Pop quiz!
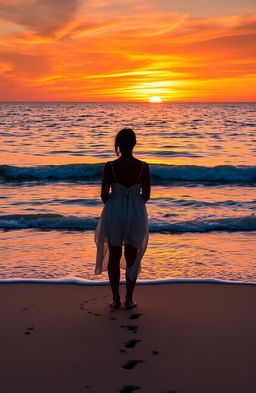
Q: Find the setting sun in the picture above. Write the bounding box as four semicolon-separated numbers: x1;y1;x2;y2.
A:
149;97;162;103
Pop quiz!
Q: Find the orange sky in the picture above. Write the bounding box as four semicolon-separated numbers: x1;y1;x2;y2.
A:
0;0;255;102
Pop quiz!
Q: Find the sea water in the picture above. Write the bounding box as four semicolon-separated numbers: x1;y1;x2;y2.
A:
0;102;255;283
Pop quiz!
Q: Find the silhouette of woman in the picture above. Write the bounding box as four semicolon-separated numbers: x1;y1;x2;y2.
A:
95;128;151;309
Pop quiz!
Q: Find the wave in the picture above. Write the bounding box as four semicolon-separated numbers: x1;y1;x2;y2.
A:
1;163;256;184
0;214;97;230
151;164;256;183
1;213;255;233
0;277;255;285
0;163;102;181
150;215;256;233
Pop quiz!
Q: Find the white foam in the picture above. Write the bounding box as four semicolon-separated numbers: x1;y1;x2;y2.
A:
0;277;255;285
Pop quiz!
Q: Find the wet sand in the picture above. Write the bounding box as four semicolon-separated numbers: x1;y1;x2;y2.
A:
0;282;256;393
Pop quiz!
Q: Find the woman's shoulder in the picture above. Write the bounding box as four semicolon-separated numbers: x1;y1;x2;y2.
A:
106;157;149;169
137;159;149;169
102;161;113;176
133;159;150;178
132;157;149;167
104;160;116;169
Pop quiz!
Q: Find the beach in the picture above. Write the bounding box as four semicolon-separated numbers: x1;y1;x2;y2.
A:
1;282;255;393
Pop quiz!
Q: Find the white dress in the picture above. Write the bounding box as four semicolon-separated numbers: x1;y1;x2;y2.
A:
95;162;149;280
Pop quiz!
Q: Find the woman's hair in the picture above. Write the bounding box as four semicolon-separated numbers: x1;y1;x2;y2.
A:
115;128;136;156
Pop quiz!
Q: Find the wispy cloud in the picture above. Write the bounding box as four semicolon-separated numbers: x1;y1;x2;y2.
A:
0;0;83;35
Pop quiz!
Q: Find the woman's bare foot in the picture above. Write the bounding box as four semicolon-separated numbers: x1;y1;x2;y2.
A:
109;299;122;309
124;300;137;309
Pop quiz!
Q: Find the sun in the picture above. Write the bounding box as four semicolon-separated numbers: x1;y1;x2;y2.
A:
149;96;162;103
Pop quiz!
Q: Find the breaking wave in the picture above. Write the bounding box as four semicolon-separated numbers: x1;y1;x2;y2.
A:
1;213;255;233
0;163;256;184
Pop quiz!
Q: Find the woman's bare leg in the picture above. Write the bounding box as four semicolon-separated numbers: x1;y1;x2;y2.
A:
108;244;122;303
124;244;138;303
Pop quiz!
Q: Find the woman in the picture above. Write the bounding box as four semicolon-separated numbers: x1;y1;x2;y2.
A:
95;128;151;309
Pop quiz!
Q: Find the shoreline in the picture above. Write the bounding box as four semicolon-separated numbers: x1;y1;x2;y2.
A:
0;277;256;285
1;282;256;393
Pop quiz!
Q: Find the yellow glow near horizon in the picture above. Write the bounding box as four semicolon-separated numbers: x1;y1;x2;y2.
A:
149;96;162;103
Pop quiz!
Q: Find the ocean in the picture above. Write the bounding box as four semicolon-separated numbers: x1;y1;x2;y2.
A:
0;102;255;283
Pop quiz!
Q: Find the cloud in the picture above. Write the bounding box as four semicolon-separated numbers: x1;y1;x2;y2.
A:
0;51;49;77
0;0;83;35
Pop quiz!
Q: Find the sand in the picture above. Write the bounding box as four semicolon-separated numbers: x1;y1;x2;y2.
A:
0;282;256;393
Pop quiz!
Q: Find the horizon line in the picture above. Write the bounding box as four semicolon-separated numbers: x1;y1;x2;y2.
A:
0;100;255;104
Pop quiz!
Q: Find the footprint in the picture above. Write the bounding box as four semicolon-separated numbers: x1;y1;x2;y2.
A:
25;326;34;335
22;304;35;311
125;339;141;349
120;385;141;393
120;325;138;333
129;313;143;320
79;302;88;311
121;360;144;370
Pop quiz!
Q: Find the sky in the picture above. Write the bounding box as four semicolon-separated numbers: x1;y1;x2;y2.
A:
0;0;255;102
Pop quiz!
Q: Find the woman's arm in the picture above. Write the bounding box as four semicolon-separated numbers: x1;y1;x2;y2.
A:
101;162;112;204
141;163;151;203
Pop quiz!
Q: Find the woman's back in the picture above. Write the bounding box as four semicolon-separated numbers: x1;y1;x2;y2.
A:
101;156;150;203
111;156;144;187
